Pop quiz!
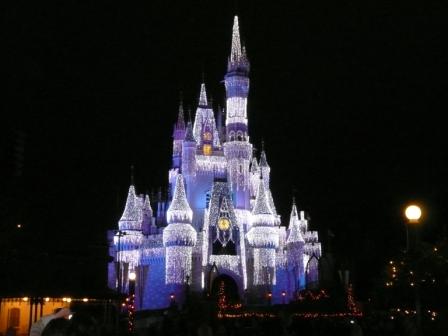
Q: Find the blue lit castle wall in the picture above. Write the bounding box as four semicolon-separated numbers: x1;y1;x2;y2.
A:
107;16;322;309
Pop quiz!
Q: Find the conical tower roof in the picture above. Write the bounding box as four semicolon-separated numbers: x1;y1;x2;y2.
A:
252;177;273;216
287;202;305;244
143;194;153;215
230;16;242;64
259;149;269;168
198;83;208;107
175;101;185;130
167;174;193;223
227;16;249;72
118;183;143;230
250;156;259;173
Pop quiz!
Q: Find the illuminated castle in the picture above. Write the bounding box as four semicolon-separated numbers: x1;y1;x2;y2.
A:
108;16;321;310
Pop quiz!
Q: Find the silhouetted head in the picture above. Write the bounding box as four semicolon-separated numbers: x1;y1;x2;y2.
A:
67;312;99;336
41;318;70;336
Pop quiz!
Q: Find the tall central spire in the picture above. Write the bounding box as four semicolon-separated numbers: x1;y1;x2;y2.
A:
230;16;242;63
227;16;249;73
199;83;208;107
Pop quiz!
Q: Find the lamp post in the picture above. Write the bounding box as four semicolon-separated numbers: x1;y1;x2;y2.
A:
128;271;136;334
405;205;422;252
404;204;422;335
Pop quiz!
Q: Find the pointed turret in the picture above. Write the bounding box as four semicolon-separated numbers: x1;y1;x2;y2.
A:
175;101;186;131
250;156;259;173
227;16;249;73
249;156;260;199
287;201;305;244
193;83;221;148
259;149;269;168
198;83;208;107
230;16;242;63
142;194;153;235
184;121;195;142
247;176;279;286
119;184;138;222
259;147;271;189
119;166;139;224
172;101;186;168
299;210;308;233
163;174;197;285
143;194;153;216
252;176;273;216
182;121;197;190
166;174;193;224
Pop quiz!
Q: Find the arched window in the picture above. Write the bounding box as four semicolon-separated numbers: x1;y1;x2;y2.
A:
229;131;235;142
203;132;212;141
237;131;243;141
305;255;319;289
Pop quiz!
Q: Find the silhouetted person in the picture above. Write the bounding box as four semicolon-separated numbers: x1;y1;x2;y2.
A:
41;318;70;336
29;308;71;336
67;312;99;336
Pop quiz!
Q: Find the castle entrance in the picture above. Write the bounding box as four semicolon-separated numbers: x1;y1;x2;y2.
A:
211;274;239;303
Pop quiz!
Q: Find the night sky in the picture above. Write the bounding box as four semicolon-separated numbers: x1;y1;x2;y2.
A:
2;1;446;298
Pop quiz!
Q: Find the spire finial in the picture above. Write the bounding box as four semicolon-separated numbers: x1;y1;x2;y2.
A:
130;165;135;186
199;83;208;107
175;92;185;130
230;16;242;63
201;69;205;84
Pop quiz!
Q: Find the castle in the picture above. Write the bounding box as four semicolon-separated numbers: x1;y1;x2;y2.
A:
108;16;321;310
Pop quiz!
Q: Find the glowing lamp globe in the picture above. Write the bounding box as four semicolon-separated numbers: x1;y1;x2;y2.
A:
405;205;422;223
129;272;136;281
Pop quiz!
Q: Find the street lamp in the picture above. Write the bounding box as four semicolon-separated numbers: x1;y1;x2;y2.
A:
404;204;422;252
404;204;422;335
405;205;422;224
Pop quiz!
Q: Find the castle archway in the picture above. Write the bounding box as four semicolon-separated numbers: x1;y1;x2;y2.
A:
211;274;239;302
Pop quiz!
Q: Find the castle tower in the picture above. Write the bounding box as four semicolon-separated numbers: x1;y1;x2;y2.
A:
224;16;252;209
193;84;221;150
181;121;197;199
286;201;305;292
118;180;142;231
246;176;279;289
172;101;186;169
163;174;197;289
249;156;260;203
141;194;153;235
302;214;322;288
259;148;271;190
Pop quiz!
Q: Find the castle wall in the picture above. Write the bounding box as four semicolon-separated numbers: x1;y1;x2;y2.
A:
142;258;169;310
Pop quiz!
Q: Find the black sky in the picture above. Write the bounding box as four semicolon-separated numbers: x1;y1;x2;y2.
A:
2;1;447;297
